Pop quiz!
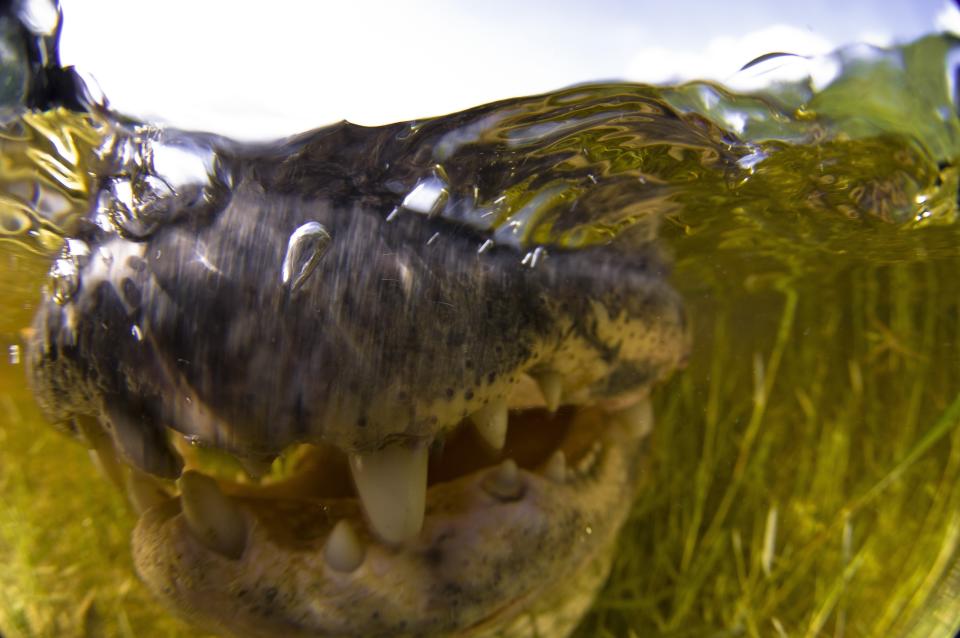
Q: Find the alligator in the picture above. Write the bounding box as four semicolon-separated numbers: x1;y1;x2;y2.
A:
24;110;692;636
10;3;713;636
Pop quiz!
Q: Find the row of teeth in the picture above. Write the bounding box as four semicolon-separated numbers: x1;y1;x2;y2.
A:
96;375;649;559
340;369;571;544
167;451;572;571
467;370;564;451
148;398;650;569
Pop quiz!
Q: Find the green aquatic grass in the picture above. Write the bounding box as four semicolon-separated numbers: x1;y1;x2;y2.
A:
575;255;960;637
0;367;215;638
0;254;213;638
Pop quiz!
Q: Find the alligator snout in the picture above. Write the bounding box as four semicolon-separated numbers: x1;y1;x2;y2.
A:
26;104;695;636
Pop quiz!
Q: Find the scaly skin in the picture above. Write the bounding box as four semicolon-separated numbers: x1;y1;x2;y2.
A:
26;114;690;636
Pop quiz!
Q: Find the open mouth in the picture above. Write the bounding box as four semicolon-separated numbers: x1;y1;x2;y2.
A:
23;112;690;635
112;377;654;637
27;209;688;636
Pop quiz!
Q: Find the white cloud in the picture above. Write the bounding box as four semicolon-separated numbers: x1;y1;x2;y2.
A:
56;2;941;139
935;0;960;35
625;25;835;87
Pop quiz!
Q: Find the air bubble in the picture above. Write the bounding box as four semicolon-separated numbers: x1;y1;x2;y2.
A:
0;210;30;235
281;221;332;294
100;174;175;239
48;238;91;304
49;257;79;304
520;246;547;268
401;171;449;217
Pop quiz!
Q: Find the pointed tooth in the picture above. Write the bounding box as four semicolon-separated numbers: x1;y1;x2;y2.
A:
494;458;518;484
76;416;126;490
126;468;170;513
613;399;653;438
544;450;567;483
324;520;365;572
533;371;563;412
470;398;508;450
178;470;246;559
102;402;183;479
484;458;524;500
349;443;428;544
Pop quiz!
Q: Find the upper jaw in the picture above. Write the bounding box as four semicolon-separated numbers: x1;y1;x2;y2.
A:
26;182;688;463
26;200;689;545
24;167;688;635
132;401;653;638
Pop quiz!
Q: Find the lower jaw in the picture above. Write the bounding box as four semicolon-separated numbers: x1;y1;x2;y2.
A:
131;402;653;638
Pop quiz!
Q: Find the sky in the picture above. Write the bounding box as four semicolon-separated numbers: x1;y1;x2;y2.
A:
57;0;955;139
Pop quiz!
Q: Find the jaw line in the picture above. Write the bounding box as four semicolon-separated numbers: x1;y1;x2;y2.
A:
131;401;653;638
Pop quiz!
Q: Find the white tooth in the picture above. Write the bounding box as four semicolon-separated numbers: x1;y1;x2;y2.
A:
544;450;567;483
324;520;365;573
349;443;428;544
614;399;653;438
126;469;170;513
178;470;246;559
533;371;563;412
495;458;518;483
76;416;125;490
484;458;524;500
470;398;508;450
102;404;182;479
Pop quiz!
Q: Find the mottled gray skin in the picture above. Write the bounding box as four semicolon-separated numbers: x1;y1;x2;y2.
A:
27;120;688;474
26;115;690;637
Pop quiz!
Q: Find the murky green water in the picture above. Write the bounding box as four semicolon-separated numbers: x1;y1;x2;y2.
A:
2;5;960;636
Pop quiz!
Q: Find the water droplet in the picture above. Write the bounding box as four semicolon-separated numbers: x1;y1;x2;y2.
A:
0;210;30;235
98;171;177;239
281;221;332;294
477;239;495;254
401;174;449;216
521;246;547;268
132;174;174;219
47;239;90;305
99;178;139;237
49;257;79;304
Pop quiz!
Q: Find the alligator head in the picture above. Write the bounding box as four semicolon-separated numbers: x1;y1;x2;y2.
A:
23;87;715;636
